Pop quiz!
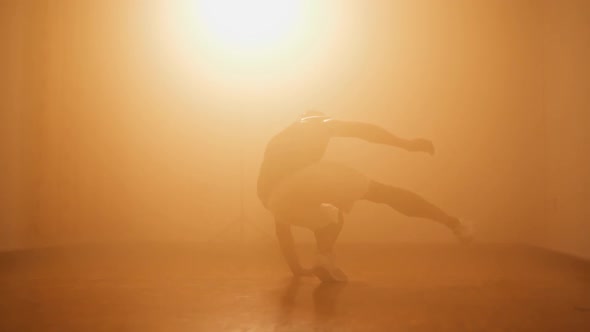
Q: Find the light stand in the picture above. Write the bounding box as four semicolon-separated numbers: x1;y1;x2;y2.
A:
208;114;273;243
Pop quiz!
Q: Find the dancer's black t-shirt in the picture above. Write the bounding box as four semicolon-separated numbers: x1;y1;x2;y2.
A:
257;116;333;206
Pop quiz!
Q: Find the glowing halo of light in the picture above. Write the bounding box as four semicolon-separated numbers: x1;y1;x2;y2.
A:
196;0;303;52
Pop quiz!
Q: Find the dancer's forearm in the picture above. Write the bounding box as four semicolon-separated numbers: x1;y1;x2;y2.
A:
328;120;434;154
329;120;412;150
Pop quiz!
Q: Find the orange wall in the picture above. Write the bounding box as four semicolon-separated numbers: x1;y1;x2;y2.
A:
27;0;547;245
3;1;587;252
0;2;44;250
0;2;25;250
542;0;590;258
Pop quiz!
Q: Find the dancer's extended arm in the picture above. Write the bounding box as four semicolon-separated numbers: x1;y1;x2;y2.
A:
326;119;435;154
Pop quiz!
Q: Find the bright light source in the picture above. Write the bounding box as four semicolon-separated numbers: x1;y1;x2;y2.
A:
154;0;363;99
197;0;303;52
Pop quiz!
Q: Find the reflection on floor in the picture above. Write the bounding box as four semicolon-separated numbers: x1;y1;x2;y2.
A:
1;243;589;331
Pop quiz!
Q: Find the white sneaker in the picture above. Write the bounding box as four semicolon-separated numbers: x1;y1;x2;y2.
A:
313;254;348;283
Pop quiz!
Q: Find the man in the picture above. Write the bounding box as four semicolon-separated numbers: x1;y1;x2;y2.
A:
257;111;471;282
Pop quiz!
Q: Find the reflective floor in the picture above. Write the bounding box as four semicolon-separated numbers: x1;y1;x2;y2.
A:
1;243;590;331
